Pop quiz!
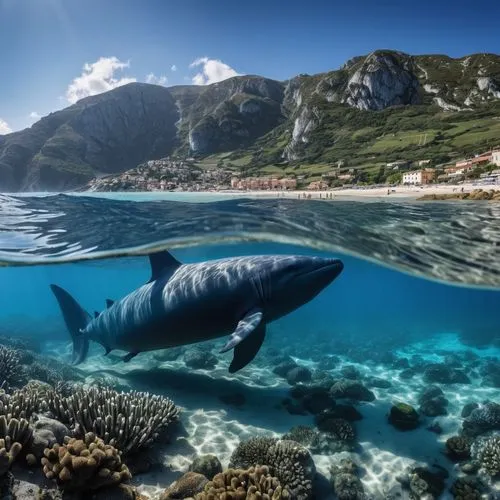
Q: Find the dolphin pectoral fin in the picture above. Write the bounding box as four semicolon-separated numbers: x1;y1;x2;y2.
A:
220;309;263;353
122;351;140;362
229;323;266;373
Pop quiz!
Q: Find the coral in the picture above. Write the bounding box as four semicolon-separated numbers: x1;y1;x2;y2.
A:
229;438;315;499
194;466;290;500
160;472;209;499
0;415;33;476
45;386;180;455
418;386;448;417
283;426;320;450
0;386;42;419
423;364;470;384
315;416;356;441
472;434;500;477
23;361;63;386
329;379;375;402
462;402;500;437
445;436;471;461
189;454;223;479
41;432;131;491
450;477;483;499
330;460;365;500
0;346;23;391
30;415;71;459
388;403;420;431
409;467;446;499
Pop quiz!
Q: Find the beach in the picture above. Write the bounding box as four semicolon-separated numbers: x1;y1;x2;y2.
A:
219;182;500;201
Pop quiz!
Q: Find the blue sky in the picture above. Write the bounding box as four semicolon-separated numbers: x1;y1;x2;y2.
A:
1;0;499;132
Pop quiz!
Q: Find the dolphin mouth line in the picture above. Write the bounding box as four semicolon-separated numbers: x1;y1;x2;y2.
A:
299;259;344;278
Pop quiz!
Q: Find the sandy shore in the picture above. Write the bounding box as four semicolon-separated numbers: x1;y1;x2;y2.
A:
219;182;499;201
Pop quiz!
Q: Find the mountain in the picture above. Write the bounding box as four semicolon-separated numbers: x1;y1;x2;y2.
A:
1;50;499;192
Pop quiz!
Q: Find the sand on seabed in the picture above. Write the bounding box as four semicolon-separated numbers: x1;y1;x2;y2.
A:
216;182;499;201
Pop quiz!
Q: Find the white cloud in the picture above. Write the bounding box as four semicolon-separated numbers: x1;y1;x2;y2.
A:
145;73;168;86
0;119;12;135
171;64;177;72
29;111;42;120
65;56;136;104
189;57;240;85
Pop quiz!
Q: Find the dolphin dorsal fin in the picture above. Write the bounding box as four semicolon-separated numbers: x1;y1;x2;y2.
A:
106;299;114;308
147;250;181;283
94;311;99;318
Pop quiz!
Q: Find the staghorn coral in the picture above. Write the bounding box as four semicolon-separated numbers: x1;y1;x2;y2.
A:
0;414;33;476
472;434;500;477
45;386;180;455
0;346;23;391
195;466;290;499
229;438;315;499
0;386;42;420
41;432;131;491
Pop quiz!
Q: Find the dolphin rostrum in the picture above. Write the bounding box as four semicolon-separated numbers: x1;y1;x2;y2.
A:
50;250;344;372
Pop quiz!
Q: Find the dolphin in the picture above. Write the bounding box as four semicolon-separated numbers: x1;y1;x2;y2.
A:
50;250;344;373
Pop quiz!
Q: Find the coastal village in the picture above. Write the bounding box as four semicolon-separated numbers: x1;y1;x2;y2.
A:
87;148;500;193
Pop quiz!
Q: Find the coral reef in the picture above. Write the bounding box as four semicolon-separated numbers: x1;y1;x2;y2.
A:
472;434;500;477
45;386;180;455
229;437;315;499
0;415;33;476
0;386;42;420
423;364;470;384
329;379;375;402
418;386;448;417
193;466;289;499
0;346;23;391
160;472;209;499
445;436;471;461
41;432;131;491
189;454;223;479
450;477;483;499
329;459;365;500
408;466;447;499
388;403;420;430
462;402;500;437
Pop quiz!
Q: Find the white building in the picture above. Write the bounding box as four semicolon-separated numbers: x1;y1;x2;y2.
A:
402;169;435;185
492;150;500;167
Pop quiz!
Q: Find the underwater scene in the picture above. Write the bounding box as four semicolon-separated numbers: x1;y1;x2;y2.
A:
0;193;499;500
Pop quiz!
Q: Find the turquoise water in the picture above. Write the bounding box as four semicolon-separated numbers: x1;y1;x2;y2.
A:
0;192;499;499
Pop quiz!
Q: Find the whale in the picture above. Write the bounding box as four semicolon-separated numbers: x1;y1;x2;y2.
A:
50;250;344;373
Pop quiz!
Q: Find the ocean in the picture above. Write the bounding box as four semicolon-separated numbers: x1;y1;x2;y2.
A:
0;192;499;499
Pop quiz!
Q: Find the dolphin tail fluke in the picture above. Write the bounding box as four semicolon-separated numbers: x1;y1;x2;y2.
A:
50;284;91;365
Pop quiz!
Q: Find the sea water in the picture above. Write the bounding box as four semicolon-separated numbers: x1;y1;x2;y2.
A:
0;192;499;499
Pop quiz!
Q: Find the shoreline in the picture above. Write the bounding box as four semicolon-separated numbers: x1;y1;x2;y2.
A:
9;182;499;201
215;182;499;201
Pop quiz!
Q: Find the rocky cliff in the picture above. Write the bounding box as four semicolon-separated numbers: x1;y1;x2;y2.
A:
1;50;499;191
